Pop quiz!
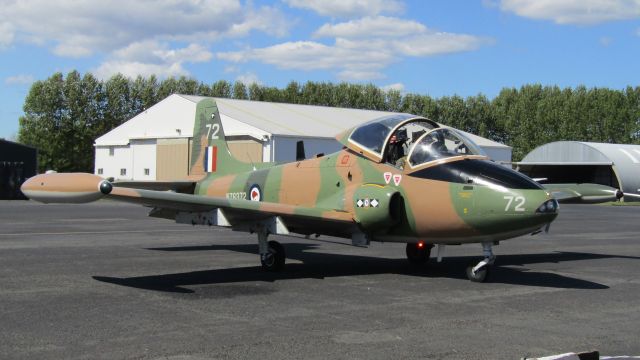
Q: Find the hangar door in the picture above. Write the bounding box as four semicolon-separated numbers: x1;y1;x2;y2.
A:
157;138;189;180
226;136;263;164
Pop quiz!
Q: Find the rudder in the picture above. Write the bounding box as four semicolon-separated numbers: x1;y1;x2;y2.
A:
189;99;255;177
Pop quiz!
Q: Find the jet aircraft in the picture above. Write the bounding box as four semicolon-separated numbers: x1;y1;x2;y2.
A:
21;99;559;282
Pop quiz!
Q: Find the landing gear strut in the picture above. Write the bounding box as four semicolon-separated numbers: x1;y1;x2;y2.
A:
465;242;495;282
406;242;433;264
257;230;285;272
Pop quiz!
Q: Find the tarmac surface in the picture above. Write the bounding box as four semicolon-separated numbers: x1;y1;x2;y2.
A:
0;200;639;359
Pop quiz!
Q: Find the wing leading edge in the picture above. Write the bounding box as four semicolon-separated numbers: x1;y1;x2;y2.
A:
20;172;355;238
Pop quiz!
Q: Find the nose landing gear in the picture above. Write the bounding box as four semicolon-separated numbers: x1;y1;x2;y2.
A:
466;242;495;282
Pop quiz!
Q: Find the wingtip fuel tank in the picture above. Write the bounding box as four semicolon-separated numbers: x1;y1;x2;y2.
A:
21;173;111;204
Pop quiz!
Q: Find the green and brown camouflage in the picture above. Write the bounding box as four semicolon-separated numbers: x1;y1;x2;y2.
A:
21;98;559;281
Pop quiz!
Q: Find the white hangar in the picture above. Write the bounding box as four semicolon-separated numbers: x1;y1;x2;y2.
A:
94;94;511;181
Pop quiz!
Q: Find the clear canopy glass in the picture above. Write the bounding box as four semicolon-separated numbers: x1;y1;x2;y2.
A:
407;128;485;167
348;114;436;156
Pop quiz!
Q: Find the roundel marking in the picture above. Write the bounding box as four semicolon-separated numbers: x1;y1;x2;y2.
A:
249;184;262;202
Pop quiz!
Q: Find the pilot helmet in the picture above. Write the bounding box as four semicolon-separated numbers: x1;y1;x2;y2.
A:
390;129;408;144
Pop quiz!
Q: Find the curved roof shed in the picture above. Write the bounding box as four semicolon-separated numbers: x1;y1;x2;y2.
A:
517;141;640;201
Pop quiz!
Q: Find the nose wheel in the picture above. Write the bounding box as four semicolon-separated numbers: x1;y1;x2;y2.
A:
466;242;495;282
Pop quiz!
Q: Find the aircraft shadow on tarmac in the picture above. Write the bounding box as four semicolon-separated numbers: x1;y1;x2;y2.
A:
90;242;640;294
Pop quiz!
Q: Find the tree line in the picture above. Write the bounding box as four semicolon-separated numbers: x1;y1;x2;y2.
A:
18;71;640;172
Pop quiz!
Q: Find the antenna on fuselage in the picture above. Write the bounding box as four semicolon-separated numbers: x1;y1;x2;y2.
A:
296;140;306;161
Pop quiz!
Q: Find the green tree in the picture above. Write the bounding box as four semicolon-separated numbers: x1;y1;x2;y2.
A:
232;81;248;99
211;80;232;98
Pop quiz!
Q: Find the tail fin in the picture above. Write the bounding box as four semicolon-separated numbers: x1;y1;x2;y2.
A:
189;99;255;177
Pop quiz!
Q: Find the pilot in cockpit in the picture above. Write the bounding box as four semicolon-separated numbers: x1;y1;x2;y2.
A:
387;128;409;168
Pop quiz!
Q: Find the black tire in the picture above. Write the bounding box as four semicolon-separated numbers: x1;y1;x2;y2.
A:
405;243;432;264
261;240;286;272
466;262;490;283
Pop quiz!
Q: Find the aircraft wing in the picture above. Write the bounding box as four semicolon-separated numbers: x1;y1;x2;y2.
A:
546;189;582;202
113;186;355;237
109;186;352;222
542;183;622;204
111;180;197;193
21;173;355;236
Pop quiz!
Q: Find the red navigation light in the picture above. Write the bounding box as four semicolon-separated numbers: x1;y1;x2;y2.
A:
417;241;424;249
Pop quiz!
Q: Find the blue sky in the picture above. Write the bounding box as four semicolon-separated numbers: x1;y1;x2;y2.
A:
1;0;640;139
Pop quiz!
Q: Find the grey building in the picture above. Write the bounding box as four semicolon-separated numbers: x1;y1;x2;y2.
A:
517;141;640;201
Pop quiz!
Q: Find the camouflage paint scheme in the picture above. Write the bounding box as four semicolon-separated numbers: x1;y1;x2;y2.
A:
22;98;558;247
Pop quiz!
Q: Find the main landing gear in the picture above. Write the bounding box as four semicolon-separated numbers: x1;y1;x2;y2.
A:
257;230;285;272
465;242;495;283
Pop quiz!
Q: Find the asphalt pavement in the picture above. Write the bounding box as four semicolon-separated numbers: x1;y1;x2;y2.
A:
0;200;639;359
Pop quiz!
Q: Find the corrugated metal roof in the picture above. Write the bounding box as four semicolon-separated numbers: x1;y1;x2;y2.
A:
519;141;640;164
96;94;197;146
96;94;510;149
518;141;640;199
182;95;509;148
180;95;400;137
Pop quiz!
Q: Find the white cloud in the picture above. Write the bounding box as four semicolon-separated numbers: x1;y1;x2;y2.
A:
218;40;393;80
224;65;239;73
500;0;640;25
314;16;425;38
381;83;405;92
5;74;34;85
0;22;14;49
284;0;403;18
94;61;188;79
94;41;212;79
218;16;491;81
0;0;291;56
236;72;261;85
337;70;386;81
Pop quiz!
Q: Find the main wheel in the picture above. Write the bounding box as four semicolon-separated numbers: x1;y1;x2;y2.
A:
465;263;490;283
406;243;432;264
261;240;286;272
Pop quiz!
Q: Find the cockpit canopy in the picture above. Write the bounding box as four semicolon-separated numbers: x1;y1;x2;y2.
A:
407;128;485;168
347;114;436;156
335;114;486;169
